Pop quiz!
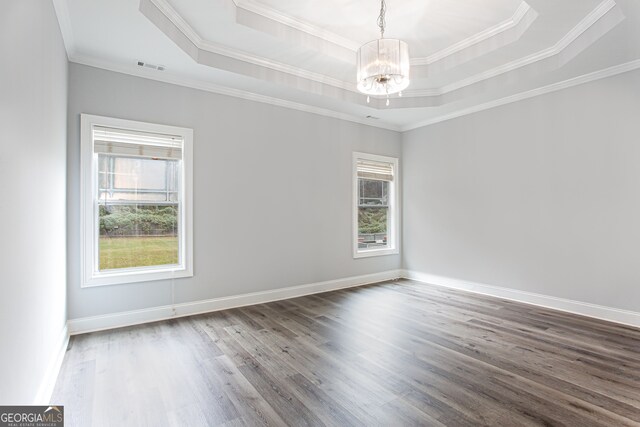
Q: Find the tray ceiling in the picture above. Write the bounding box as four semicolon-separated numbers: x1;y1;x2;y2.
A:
53;0;640;130
229;0;522;54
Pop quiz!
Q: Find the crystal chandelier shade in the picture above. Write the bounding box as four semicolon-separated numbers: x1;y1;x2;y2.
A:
357;38;410;95
356;0;410;97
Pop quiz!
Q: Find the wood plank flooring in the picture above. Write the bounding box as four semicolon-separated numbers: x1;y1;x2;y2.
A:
52;279;640;426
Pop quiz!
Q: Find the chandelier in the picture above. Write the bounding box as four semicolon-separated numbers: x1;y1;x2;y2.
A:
356;0;410;106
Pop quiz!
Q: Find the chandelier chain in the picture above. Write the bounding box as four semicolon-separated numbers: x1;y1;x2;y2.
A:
377;0;386;38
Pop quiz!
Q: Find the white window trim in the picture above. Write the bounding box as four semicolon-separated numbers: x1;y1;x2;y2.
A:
352;152;400;259
80;114;194;287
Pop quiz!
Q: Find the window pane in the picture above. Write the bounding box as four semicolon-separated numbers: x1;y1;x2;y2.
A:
97;153;181;271
114;157;167;190
98;204;179;270
98;155;180;202
359;179;388;206
358;206;389;250
358;177;390;249
354;155;397;257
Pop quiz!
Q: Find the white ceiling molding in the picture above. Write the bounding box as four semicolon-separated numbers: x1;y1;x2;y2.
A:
51;0;76;58
401;59;640;132
141;0;355;92
234;6;355;64
52;0;637;130
68;53;401;132
403;0;623;98
410;2;538;79
555;0;619;52
141;0;623;109
234;0;360;51
412;2;535;66
233;0;535;68
67;54;640;134
140;0;384;108
234;0;541;76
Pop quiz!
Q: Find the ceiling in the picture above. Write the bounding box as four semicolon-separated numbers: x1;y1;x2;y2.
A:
53;0;640;131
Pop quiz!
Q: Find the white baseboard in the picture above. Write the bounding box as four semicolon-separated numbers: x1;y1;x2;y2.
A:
67;270;402;335
67;268;640;336
402;270;640;329
34;324;69;405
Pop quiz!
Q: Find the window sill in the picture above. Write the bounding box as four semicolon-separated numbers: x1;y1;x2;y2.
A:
82;266;193;288
353;248;400;259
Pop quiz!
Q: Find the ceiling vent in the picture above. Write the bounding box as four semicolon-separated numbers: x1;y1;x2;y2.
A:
137;61;165;71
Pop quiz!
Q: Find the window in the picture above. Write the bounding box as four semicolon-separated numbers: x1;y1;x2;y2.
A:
353;152;399;258
81;115;193;286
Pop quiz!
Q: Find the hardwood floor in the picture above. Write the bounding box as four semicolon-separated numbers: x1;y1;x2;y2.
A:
52;279;640;426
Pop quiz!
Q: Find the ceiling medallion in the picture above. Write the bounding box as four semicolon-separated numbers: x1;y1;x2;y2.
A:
356;0;410;106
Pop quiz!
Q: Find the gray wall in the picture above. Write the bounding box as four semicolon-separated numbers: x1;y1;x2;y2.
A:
67;64;402;319
403;69;640;312
0;1;68;403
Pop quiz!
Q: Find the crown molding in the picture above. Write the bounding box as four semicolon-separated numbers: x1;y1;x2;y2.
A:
146;0;354;92
68;54;401;132
149;0;539;91
412;1;535;66
234;0;535;68
55;0;632;128
401;58;640;131
233;0;361;52
51;0;539;87
51;0;76;58
403;0;621;98
68;53;640;135
558;0;617;52
143;0;621;105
